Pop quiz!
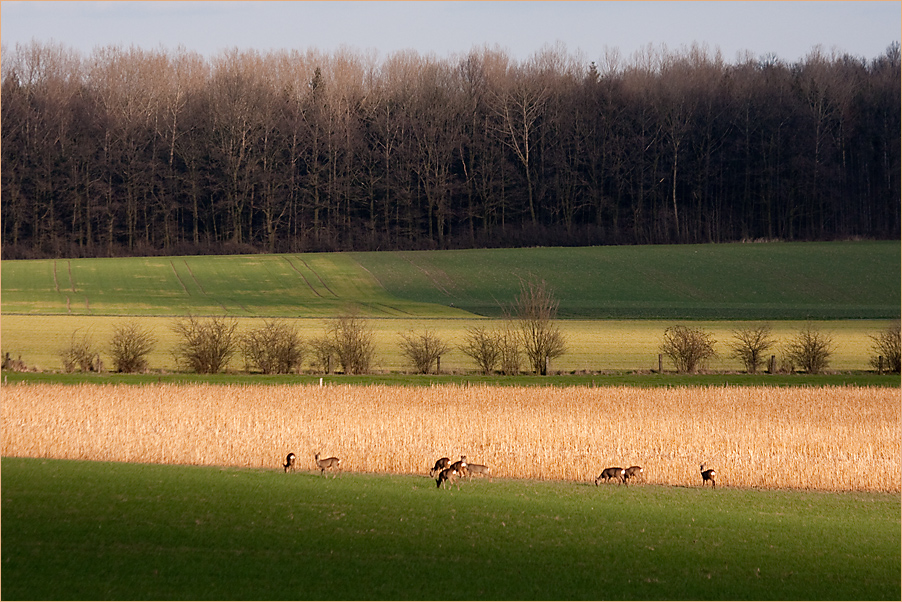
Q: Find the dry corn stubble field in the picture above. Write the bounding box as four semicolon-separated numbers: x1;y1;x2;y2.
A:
2;383;898;493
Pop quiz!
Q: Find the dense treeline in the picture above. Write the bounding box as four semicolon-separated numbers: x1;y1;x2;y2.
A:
2;41;899;258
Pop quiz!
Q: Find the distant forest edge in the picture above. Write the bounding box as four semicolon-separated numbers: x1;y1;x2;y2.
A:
2;41;899;259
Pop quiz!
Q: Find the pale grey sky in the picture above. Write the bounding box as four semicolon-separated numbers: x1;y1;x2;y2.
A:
1;1;899;64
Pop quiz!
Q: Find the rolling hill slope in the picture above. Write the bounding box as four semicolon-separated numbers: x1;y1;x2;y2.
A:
1;241;898;320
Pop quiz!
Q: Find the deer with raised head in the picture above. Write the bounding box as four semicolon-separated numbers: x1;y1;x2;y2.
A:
283;452;297;473
436;467;460;489
623;465;643;483
700;464;716;488
314;452;341;477
430;457;451;477
595;467;625;485
450;455;468;478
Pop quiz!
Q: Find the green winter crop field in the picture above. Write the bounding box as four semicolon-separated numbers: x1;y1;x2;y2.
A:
2;241;899;319
2;457;898;600
2;241;898;375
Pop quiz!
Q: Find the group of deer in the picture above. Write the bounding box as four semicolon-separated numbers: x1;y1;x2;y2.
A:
283;452;342;477
430;455;490;488
594;464;716;488
594;465;644;485
284;451;716;490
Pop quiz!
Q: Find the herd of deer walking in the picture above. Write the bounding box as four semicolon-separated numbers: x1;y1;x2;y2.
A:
283;452;718;490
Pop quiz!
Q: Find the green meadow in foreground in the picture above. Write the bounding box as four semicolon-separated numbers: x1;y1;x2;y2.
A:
2;458;899;600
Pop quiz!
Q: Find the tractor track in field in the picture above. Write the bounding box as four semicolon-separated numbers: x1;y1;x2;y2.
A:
299;258;337;297
283;257;324;298
169;260;189;294
397;252;454;297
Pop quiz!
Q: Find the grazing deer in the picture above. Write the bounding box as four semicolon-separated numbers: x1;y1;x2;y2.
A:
595;467;625;485
430;457;451;477
314;452;341;477
465;463;490;479
450;455;468;478
623;465;643;483
700;464;716;488
436;467;460;489
283;452;297;473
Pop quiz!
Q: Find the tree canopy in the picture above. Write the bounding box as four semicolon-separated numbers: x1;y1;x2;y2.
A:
2;41;899;258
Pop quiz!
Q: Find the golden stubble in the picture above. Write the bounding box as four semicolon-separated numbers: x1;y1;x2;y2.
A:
2;384;898;492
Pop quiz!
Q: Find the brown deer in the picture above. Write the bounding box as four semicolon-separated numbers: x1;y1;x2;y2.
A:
623;465;643;483
283;452;297;473
314;452;341;477
465;463;490;479
430;457;451;477
450;455;468;478
436;467;460;489
595;467;625;485
700;464;716;488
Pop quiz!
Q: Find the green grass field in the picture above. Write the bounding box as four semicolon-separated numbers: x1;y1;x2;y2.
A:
3;241;899;319
2;241;898;376
2;457;898;600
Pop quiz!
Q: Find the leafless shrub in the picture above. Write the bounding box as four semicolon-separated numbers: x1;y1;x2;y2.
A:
399;329;450;374
513;278;566;375
109;320;157;373
59;329;103;373
241;319;305;374
326;312;375;375
661;325;716;373
869;321;900;373
784;322;834;374
308;334;336;374
498;320;522;375
729;323;776;374
459;325;501;375
171;315;238;374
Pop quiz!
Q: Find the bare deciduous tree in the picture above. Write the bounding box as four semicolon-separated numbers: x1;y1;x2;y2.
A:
784;322;834;374
459;325;501;375
109;320;156;373
729;323;776;374
171;315;238;374
59;329;102;373
399;328;449;374
241;319;305;374
326;312;375;375
661;325;716;373
513;278;566;375
869;321;900;373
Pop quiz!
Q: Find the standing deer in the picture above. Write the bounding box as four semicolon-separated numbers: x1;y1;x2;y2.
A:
595;467;625;485
436;467;460;489
450;455;468;478
314;452;341;477
700;464;716;488
465;463;490;479
283;452;297;473
623;465;643;483
430;457;451;477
